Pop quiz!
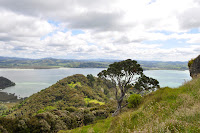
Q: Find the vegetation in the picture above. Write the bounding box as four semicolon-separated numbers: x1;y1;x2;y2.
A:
127;94;142;108
0;56;188;70
98;59;159;116
0;74;116;132
188;58;195;68
61;75;200;133
0;58;196;133
134;74;160;93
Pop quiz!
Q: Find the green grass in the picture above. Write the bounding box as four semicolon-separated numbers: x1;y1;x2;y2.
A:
68;82;82;88
84;98;105;105
59;117;113;133
36;106;57;114
60;76;200;133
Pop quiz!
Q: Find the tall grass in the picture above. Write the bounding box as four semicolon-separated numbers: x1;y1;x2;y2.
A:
60;76;200;133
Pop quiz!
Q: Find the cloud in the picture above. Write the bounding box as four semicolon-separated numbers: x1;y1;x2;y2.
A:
0;0;199;61
178;7;200;29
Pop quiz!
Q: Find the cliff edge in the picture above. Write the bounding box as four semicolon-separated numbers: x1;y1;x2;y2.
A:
188;55;200;78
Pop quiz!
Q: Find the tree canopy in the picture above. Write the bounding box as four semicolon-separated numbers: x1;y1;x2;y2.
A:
98;59;159;116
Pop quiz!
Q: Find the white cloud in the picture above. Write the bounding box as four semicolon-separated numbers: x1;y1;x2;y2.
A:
0;0;199;61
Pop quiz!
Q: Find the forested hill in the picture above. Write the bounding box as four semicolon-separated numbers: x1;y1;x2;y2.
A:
0;56;188;70
0;74;116;132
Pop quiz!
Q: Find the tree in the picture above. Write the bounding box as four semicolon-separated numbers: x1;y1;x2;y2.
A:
133;74;160;94
87;74;95;87
98;59;159;116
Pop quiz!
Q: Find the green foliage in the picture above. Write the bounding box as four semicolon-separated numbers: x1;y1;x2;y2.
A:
98;59;144;114
188;58;195;68
98;59;159;115
87;74;95;87
63;76;200;133
127;94;142;108
134;74;160;93
68;82;81;88
0;74;115;132
37;106;56;114
84;98;105;106
65;107;77;112
0;104;8;115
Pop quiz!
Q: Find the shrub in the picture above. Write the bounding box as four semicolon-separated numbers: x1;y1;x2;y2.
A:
127;94;142;108
65;107;77;112
83;113;95;125
188;58;195;68
0;104;8;114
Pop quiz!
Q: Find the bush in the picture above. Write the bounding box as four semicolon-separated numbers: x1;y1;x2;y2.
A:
0;104;8;114
65;107;77;112
83;113;95;125
188;58;195;68
127;94;142;108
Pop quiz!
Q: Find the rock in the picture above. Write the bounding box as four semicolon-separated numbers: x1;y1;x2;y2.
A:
189;55;200;78
0;77;15;89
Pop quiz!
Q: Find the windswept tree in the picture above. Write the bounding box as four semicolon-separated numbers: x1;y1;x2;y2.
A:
134;74;160;94
98;59;159;116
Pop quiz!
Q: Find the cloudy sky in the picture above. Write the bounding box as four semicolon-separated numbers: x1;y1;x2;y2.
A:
0;0;200;61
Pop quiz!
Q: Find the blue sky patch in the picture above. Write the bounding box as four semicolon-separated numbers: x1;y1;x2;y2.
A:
71;30;85;36
48;20;60;27
188;28;199;34
143;38;190;49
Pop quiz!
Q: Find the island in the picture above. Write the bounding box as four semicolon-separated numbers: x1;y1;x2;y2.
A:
0;76;15;89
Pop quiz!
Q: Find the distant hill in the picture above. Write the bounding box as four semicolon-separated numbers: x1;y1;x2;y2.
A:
0;56;188;70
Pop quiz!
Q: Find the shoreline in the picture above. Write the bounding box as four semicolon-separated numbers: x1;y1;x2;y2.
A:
0;92;26;103
0;67;188;71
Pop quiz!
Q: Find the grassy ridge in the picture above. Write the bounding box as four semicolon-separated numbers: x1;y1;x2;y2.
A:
61;76;200;133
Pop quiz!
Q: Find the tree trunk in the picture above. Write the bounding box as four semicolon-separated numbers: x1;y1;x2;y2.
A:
112;99;123;116
112;86;126;116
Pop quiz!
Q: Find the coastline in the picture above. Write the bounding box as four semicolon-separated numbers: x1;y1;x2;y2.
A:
0;92;26;103
0;67;188;71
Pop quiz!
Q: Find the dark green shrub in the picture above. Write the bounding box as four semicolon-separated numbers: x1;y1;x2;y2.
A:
87;74;95;87
127;94;142;108
83;113;95;125
94;110;109;119
65;107;77;112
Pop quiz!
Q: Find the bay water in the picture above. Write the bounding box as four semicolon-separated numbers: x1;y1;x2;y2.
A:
0;68;191;98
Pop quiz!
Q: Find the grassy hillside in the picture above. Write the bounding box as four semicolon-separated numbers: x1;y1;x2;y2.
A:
0;74;116;132
60;76;200;133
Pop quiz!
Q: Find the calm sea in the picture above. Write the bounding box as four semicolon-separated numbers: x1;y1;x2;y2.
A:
0;68;191;98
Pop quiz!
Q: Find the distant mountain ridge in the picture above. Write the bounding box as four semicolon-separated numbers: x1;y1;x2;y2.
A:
0;56;188;70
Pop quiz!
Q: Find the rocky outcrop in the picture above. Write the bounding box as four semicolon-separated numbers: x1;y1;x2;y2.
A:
189;55;200;78
0;77;15;89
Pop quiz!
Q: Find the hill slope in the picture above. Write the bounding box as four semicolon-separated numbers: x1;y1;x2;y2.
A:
0;74;116;132
61;76;200;133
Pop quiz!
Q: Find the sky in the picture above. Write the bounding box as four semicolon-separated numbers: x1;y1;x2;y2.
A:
0;0;200;61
